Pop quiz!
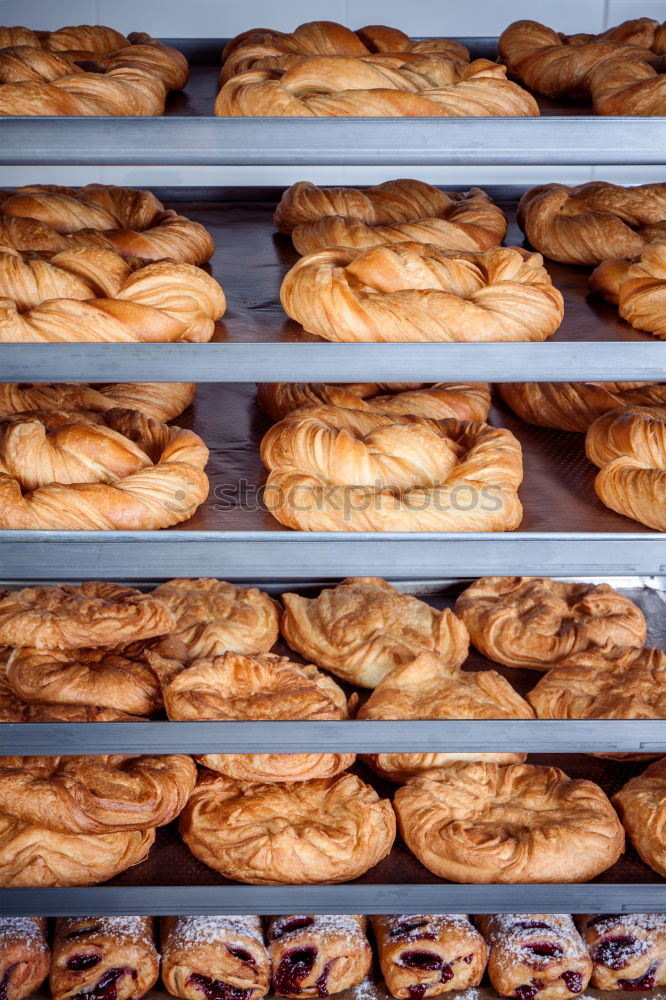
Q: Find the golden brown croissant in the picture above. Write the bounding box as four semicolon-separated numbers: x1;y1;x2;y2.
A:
216;56;539;117
0;246;225;343
614;758;666;878
497;381;666;431
0;407;209;530
498;18;662;99
578;913;666;990
0;581;174;649
590;56;666;115
358;650;534;780
280;244;563;343
261;405;523;532
0;382;195;422
275;181;507;255
268;915;371;998
591;242;666;339
50;917;159;1000
586;405;666;530
0;184;213;264
456;576;646;670
257;382;491;423
0;917;50;1000
516;182;666;265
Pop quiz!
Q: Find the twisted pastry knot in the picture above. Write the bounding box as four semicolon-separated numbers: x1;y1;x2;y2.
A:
280;243;563;343
221;20;470;83
0;381;195;422
0;25;187;115
0;753;197;833
260;405;523;532
517;181;666;266
497;381;666;432
589;56;666;115
0;246;225;342
215;56;539;117
498;17;665;99
586;405;666;531
257;381;491;422
589;243;666;337
0;184;214;264
275;180;507;255
0;407;209;530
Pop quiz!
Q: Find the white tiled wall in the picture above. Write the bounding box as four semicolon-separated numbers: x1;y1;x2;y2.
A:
0;0;663;188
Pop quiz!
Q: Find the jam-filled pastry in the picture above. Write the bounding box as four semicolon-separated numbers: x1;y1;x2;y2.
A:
577;913;666;991
476;914;591;1000
268;915;371;998
50;917;159;1000
613;759;666;877
372;914;486;998
161;916;270;1000
0;917;50;1000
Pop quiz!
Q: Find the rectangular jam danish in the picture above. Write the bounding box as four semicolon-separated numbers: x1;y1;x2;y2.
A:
49;917;159;1000
371;914;487;998
475;914;592;1000
0;917;50;1000
160;916;270;1000
577;913;666;990
267;915;372;998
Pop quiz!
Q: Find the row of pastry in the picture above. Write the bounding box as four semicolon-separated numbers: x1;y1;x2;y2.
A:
5;913;666;1000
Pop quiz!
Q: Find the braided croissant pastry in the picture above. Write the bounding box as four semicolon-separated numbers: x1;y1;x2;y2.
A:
0;381;195;422
0;407;209;530
216;55;539;117
358;650;534;780
498;18;665;99
0;25;188;116
578;913;666;990
275;180;507;255
257;382;491;423
586;405;666;530
516;181;666;265
0;245;225;342
280;244;563;343
161;916;270;1000
497;381;666;432
590;56;666;115
0;184;213;264
0;917;50;1000
268;915;371;998
455;576;646;670
590;242;666;339
614;758;666;878
50;916;159;1000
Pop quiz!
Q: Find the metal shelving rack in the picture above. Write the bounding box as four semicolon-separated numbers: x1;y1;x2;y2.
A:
1;31;666;916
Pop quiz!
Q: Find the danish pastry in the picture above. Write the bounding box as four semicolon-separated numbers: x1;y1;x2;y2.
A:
0;582;174;649
476;914;591;1000
0;407;209;530
394;761;625;883
257;382;491;423
0;245;225;343
275;181;507;255
516;182;666;265
372;915;487;998
151;579;279;658
0;669;26;722
268;915;371;998
0;382;196;422
0;917;50;1000
577;913;666;990
586;405;666;530
25;704;148;723
358;650;534;780
0;184;213;264
281;577;470;688
613;758;666;877
455;576;646;670
179;770;396;884
0;754;197;834
590;243;666;339
280;244;563;343
50;917;159;1000
497;381;666;432
262;406;523;533
161;916;270;1000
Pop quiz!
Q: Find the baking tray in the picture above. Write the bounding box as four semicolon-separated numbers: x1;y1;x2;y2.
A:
2;186;666;383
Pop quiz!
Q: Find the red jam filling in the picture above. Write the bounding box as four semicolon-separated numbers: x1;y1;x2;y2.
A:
525;942;564;967
314;960;335;998
400;952;443;973
594;936;639;970
71;967;135;1000
407;987;427;999
586;915;619;928
389;920;430;938
463;955;474;964
273;947;317;995
0;964;16;1000
65;926;101;940
67;955;101;972
226;948;255;966
515;922;553;932
562;971;584;994
618;965;657;992
514;979;544;1000
187;974;253;1000
272;919;315;941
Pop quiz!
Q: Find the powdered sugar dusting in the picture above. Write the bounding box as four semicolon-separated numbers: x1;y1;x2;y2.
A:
0;917;46;948
270;915;367;949
58;917;151;943
481;914;587;967
168;916;265;951
347;977;377;1000
378;915;472;941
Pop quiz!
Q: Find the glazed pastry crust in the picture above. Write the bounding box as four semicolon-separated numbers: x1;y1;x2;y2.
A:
394;761;625;883
50;917;158;1000
498;381;666;432
590;57;666;116
268;915;371;998
0;917;50;1000
180;770;396;885
595;244;666;340
0;754;197;834
0;382;196;422
577;913;666;990
281;577;470;688
372;915;487;998
613;758;666;877
358;650;533;779
161;916;270;1000
455;576;646;670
